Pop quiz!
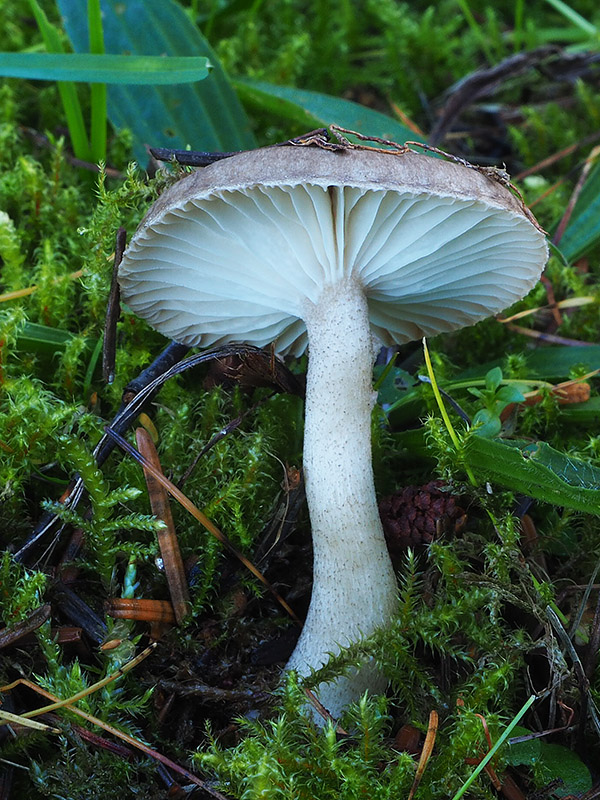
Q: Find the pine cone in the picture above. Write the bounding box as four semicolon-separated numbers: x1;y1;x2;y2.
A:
379;481;466;556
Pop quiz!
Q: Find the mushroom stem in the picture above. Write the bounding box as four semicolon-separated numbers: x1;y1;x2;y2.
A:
286;279;398;718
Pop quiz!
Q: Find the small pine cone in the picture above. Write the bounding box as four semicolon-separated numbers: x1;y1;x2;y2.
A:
379;481;466;556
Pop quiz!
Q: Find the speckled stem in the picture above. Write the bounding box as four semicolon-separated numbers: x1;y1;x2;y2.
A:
286;279;398;719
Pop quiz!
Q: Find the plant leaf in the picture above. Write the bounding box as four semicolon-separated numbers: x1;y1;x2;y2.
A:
496;385;526;404
57;0;256;161
560;396;600;423
464;435;600;514
503;726;541;766
485;366;503;392
14;322;79;356
556;161;600;262
472;409;502;438
537;743;593;798
234;79;424;143
28;0;90;160
0;52;211;84
88;0;107;162
456;344;600;381
543;0;597;36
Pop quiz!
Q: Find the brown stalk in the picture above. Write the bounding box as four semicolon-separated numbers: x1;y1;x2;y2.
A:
0;604;51;649
389;100;425;136
498;773;527;800
105;598;176;625
504;323;597;347
407;709;438;800
499;295;594;323
53;627;83;644
0;645;158;724
136;427;191;624
540;275;563;328
0;708;60;734
72;724;135;759
303;688;348;734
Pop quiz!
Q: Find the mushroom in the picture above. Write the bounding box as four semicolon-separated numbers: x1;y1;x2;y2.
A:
118;145;548;718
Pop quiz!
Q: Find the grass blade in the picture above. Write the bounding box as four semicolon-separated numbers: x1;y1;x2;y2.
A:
88;0;107;162
0;53;211;84
543;0;597;36
451;695;537;800
27;0;90;160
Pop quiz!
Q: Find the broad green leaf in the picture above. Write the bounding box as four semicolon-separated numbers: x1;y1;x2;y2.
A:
535;25;592;42
235;79;424;144
496;385;526;405
538;743;592;798
560;395;600;423
465;435;600;514
375;365;416;406
456;345;600;381
0;52;210;84
503;726;541;766
57;0;256;162
472;409;502;438
390;428;436;463
386;388;423;427
14;322;76;355
556;161;600;261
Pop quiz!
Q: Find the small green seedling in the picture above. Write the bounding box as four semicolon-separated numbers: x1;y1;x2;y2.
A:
468;366;526;437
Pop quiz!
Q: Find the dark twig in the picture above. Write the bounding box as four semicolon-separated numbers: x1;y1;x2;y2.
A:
19;127;123;178
584;590;600;682
52;582;107;644
581;588;600;751
429;46;559;145
148;146;240;167
505;323;598;347
546;606;600;738
0;604;51;649
515;130;600;181
121;342;190;405
148;128;346;167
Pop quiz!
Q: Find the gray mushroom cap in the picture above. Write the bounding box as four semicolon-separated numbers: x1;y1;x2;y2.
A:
118;146;548;354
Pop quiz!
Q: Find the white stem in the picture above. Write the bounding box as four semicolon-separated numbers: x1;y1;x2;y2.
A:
286;279;398;718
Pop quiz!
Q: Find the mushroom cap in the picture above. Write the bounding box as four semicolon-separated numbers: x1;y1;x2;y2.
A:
118;147;548;355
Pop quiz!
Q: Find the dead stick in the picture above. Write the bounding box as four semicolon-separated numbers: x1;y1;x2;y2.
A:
105;598;177;625
136;427;191;624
